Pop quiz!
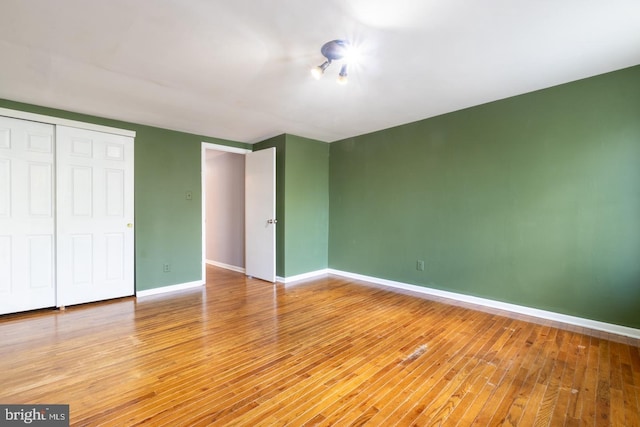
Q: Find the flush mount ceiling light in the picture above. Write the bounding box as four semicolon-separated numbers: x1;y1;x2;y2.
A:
311;39;351;85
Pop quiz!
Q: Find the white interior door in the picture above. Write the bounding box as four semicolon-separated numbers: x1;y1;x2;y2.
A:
0;116;56;314
56;126;134;306
245;147;276;282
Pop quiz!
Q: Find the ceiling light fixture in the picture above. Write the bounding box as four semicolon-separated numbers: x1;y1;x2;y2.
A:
311;39;351;84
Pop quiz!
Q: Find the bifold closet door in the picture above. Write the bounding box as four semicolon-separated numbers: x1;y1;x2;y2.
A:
56;126;134;307
0;116;56;315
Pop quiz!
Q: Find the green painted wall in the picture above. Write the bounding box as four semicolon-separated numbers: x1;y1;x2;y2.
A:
254;134;329;277
329;65;640;328
4;64;638;329
0;98;250;291
284;135;329;277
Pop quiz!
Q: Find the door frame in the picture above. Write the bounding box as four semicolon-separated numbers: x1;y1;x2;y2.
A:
200;142;251;282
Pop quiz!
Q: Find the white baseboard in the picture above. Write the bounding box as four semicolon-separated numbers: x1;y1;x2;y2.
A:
327;269;640;340
278;269;329;284
136;280;204;297
206;260;245;274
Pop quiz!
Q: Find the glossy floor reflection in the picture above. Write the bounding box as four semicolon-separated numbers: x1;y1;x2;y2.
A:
1;265;639;426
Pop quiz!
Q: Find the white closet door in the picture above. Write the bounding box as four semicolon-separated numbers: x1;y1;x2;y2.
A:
56;126;134;306
0;116;56;314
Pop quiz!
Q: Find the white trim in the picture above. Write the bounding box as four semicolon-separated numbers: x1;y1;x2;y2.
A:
327;269;640;340
202;142;252;155
206;259;245;274
278;269;329;284
201;142;252;283
136;280;204;297
0;107;136;137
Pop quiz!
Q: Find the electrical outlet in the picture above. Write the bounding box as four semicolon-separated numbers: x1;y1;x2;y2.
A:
163;263;171;273
416;260;425;271
185;191;192;200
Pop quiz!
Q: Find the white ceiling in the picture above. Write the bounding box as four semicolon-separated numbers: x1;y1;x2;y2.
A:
1;1;639;143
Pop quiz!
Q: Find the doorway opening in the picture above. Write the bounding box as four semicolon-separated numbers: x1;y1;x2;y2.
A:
201;143;251;282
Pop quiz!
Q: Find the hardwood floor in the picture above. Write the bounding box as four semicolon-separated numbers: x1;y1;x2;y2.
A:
1;266;639;426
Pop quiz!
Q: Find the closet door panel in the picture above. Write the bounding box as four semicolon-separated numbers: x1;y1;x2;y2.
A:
0;116;55;315
56;126;134;306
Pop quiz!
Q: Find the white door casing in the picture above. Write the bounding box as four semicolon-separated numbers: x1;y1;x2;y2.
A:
200;142;251;281
0;116;56;314
245;147;276;282
56;126;134;306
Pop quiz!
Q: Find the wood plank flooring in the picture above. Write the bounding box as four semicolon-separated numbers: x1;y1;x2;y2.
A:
1;266;639;426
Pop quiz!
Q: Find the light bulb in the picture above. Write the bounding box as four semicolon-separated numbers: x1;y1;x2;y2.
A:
337;64;348;84
311;66;323;80
311;61;330;80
